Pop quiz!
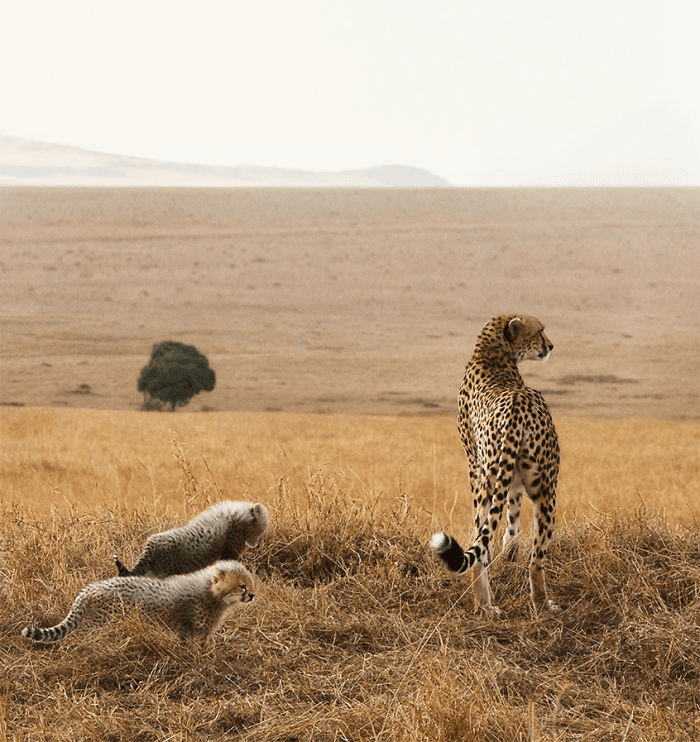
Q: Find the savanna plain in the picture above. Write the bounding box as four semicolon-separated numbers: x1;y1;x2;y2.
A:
1;187;700;740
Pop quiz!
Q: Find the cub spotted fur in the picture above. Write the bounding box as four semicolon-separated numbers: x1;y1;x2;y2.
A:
113;501;269;578
22;559;255;644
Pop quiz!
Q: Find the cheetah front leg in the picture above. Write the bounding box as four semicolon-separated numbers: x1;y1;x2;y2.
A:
472;562;500;616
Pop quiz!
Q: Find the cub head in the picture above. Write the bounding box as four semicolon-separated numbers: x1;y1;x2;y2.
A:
503;315;553;362
244;502;270;547
210;561;256;606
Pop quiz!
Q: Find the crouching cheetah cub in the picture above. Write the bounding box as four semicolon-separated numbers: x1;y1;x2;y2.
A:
431;314;560;616
113;501;269;578
22;560;255;644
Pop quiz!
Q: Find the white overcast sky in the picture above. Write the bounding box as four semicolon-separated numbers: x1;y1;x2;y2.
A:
2;0;698;186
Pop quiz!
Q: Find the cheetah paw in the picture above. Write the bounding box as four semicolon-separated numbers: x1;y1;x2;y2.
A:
475;604;502;618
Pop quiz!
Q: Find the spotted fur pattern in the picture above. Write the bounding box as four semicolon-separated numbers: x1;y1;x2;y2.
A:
430;314;560;615
113;501;269;578
22;560;255;644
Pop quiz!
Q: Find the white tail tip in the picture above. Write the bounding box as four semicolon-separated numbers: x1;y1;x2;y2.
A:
429;532;449;552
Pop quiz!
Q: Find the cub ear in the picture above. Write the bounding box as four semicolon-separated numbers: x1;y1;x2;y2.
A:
211;567;225;583
504;317;522;343
209;568;226;596
252;503;269;525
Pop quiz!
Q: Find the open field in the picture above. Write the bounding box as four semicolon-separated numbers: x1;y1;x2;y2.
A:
2;188;699;737
2;407;700;527
1;187;699;418
1;408;700;740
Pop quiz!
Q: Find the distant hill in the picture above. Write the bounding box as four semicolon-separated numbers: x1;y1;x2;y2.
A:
0;136;451;187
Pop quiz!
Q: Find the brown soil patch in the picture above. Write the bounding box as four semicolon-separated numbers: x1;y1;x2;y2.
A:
1;186;698;418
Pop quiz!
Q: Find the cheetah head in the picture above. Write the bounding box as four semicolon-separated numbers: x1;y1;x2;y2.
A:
504;315;553;362
210;561;256;606
244;503;270;547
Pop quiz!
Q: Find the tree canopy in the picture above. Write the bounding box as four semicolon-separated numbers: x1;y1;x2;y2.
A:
138;341;215;411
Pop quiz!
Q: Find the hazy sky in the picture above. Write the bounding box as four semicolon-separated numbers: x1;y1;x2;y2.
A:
3;1;698;185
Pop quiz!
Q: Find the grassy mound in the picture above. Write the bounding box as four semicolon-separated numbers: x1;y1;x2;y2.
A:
3;457;699;740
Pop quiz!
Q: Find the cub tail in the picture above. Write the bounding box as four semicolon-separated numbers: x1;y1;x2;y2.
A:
22;623;71;643
22;605;83;644
113;552;132;577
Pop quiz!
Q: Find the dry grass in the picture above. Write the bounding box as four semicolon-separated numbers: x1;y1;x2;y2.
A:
3;407;700;526
2;409;700;740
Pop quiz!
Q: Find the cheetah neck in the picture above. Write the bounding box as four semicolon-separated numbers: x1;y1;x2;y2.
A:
469;348;524;390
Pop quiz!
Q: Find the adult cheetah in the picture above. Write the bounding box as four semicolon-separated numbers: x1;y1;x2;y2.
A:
430;314;560;615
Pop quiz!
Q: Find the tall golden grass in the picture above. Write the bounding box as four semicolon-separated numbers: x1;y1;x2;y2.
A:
2;408;699;740
3;408;699;526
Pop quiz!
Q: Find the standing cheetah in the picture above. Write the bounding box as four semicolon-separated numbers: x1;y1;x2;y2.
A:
22;559;256;644
430;314;560;615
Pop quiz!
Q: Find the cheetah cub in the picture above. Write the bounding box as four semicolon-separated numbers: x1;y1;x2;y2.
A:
113;501;269;578
22;560;255;644
431;314;560;616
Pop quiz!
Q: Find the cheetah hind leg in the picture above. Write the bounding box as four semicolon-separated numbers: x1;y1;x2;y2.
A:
429;532;501;617
529;499;561;614
467;485;502;616
501;486;523;562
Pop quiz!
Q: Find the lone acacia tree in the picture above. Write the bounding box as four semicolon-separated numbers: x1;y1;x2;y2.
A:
138;341;216;411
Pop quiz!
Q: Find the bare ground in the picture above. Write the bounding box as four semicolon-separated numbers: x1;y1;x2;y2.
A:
1;187;698;418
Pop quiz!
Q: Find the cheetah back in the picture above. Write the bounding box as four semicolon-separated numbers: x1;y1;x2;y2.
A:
114;501;269;578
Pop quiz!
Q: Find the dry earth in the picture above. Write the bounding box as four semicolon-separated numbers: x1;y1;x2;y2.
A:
1;187;698;419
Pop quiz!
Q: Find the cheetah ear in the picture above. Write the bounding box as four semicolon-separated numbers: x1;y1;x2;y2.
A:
210;568;226;595
504;317;522;343
252;503;268;526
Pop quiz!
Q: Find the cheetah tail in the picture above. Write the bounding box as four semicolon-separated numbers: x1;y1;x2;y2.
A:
112;552;132;577
22;623;67;643
22;588;95;643
429;532;474;573
22;609;80;643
